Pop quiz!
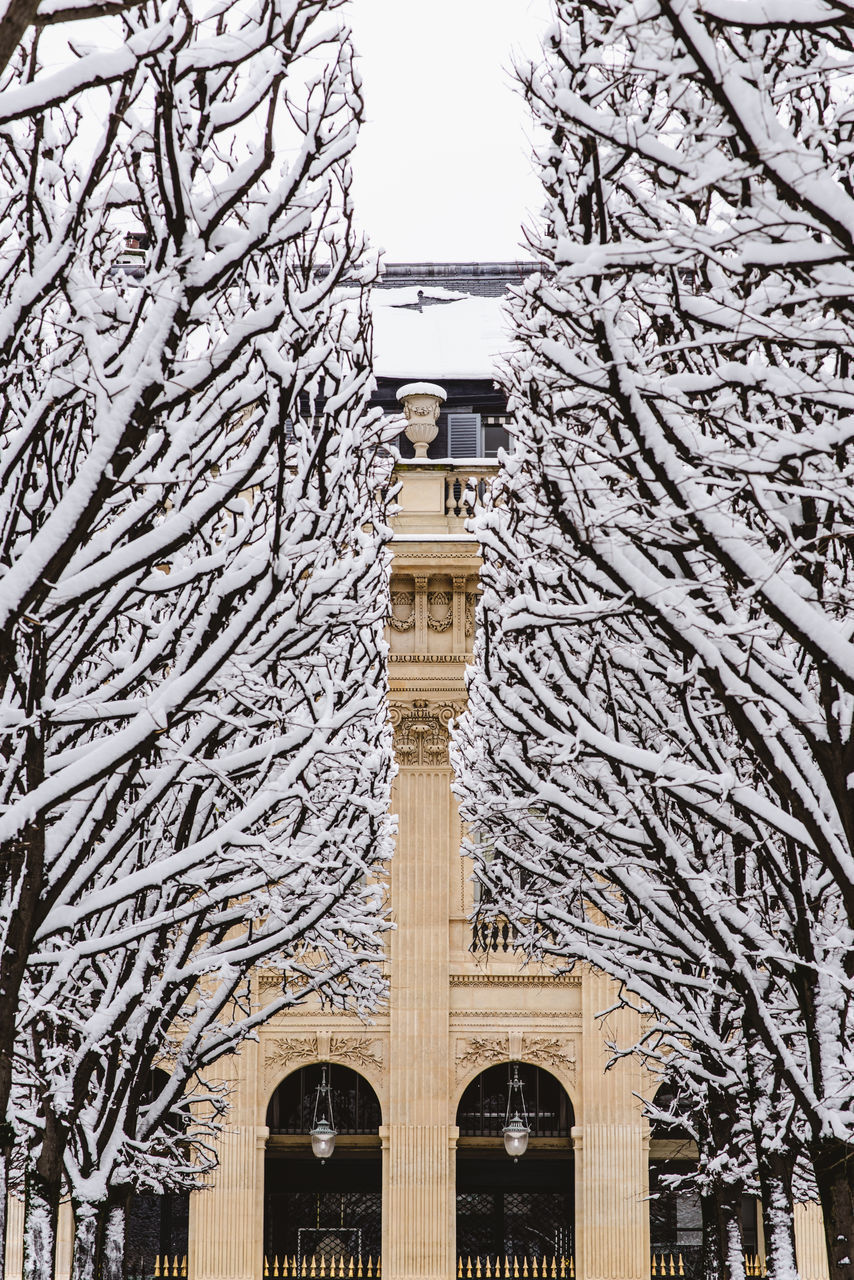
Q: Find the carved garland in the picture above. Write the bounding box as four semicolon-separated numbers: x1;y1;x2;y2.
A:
426;591;453;632
388;591;415;632
264;1035;383;1080
455;1035;576;1079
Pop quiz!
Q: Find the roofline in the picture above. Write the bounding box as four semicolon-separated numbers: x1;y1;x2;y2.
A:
380;261;530;280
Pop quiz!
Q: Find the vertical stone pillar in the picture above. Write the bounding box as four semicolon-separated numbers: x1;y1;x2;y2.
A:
188;1043;266;1280
385;719;458;1280
189;1124;268;1280
4;1195;23;1280
56;1201;73;1280
575;969;648;1280
794;1203;830;1280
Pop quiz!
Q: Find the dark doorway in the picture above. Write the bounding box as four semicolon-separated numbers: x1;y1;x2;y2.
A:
456;1064;574;1265
265;1064;381;1267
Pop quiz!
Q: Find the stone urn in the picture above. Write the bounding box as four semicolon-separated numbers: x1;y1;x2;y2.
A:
396;382;446;459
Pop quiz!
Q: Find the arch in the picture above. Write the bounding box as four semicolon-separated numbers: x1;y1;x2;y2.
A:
264;1063;382;1270
453;1057;577;1124
455;1062;574;1268
265;1054;386;1118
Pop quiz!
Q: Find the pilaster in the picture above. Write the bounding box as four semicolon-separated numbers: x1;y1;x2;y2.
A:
576;969;648;1280
188;1043;266;1280
385;734;460;1280
794;1202;830;1280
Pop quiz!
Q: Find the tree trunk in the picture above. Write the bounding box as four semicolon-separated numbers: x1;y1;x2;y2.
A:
101;1185;130;1280
811;1136;854;1280
755;1151;797;1280
71;1202;101;1280
700;1189;724;1280
714;1183;746;1280
21;1169;60;1280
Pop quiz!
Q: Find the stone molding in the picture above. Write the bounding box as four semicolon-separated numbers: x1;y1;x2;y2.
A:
449;973;581;987
389;653;472;664
264;1034;383;1080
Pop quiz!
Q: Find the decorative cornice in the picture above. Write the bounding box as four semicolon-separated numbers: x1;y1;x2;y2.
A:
449;974;581;987
389;653;471;664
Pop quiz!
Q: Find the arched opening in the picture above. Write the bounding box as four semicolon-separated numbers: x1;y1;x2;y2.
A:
648;1085;758;1278
456;1063;574;1268
265;1063;382;1270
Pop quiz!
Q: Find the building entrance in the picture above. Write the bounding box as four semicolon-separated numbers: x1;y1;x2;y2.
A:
264;1064;382;1270
456;1064;574;1267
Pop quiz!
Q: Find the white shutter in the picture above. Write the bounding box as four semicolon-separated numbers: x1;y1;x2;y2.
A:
447;413;481;458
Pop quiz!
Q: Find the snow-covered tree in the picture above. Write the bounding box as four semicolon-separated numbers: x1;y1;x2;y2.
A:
0;0;393;1275
453;2;854;1276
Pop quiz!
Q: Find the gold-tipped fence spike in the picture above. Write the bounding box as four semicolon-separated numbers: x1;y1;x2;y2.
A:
181;1259;187;1280
301;1258;307;1278
264;1257;270;1278
677;1256;684;1278
310;1257;317;1279
349;1260;354;1279
569;1259;575;1280
320;1257;326;1279
476;1259;482;1280
376;1259;381;1278
532;1260;538;1279
560;1259;566;1280
551;1258;557;1279
486;1259;492;1279
513;1258;520;1279
154;1258;161;1279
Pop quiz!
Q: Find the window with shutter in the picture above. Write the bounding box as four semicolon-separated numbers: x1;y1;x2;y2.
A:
447;413;481;458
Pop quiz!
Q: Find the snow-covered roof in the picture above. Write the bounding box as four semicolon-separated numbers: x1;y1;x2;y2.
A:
371;287;510;381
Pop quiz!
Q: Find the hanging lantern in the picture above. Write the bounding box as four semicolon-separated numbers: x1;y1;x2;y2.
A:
309;1065;337;1161
503;1063;530;1161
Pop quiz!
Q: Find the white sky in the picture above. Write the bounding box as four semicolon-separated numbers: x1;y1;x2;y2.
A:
349;0;551;264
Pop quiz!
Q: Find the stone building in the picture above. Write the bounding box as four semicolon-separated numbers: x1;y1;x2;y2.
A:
3;265;831;1280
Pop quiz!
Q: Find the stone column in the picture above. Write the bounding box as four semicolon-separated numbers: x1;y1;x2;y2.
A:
794;1203;830;1280
385;705;459;1280
575;969;648;1280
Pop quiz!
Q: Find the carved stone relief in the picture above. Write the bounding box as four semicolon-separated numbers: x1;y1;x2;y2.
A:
454;1033;577;1079
389;590;415;632
465;592;480;637
426;591;453;632
389;699;461;767
264;1034;383;1081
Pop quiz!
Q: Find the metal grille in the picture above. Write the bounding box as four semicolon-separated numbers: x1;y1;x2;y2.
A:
456;1190;573;1261
265;1191;381;1262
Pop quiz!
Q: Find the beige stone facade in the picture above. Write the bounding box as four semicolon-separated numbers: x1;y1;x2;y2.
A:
184;456;654;1280
3;390;832;1280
